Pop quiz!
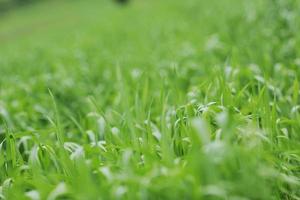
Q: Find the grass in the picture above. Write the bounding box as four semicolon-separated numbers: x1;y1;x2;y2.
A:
0;0;300;199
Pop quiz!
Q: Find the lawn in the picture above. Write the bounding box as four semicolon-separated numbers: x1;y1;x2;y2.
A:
0;0;299;199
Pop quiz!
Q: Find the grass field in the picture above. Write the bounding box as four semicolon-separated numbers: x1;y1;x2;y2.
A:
0;0;300;199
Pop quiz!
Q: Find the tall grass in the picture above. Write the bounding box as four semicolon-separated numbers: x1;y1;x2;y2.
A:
0;0;299;199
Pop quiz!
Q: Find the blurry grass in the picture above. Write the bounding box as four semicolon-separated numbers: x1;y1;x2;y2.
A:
0;0;300;199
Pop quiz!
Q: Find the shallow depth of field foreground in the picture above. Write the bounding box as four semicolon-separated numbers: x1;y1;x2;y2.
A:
0;0;300;199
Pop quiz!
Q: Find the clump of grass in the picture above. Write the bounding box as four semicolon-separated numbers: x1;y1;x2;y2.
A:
0;0;299;199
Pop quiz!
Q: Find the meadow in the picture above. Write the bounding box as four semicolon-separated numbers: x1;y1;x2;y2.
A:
0;0;299;199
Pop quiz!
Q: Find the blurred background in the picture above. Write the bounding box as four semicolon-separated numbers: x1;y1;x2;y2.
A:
0;0;39;12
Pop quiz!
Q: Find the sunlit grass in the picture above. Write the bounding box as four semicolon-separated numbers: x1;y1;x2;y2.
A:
0;0;300;199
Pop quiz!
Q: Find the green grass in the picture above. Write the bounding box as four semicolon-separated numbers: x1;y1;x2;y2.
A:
0;0;300;199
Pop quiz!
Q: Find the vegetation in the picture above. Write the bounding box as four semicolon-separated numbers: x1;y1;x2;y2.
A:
0;0;38;12
0;0;299;199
